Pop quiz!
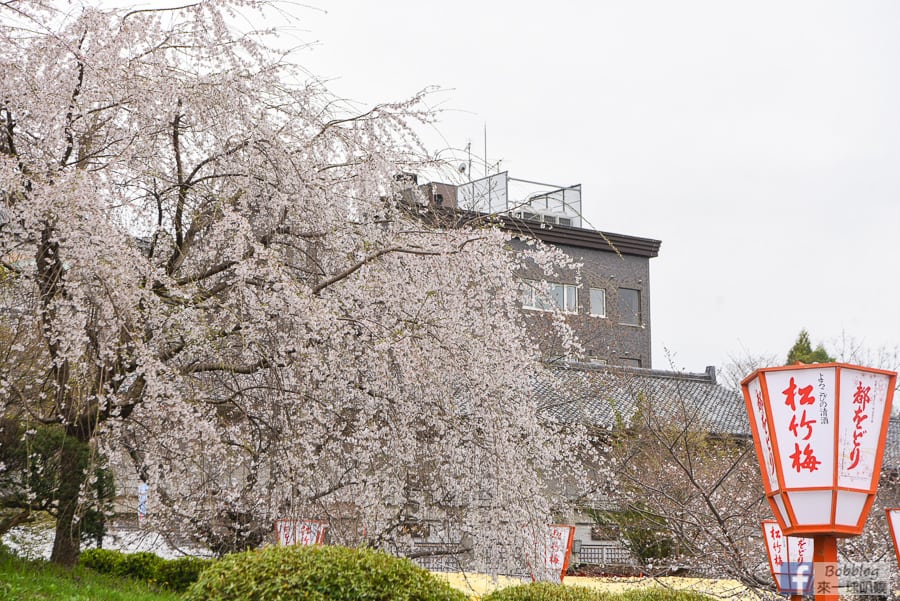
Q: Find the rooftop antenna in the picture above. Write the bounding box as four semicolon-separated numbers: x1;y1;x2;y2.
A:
466;140;472;181
483;122;488;177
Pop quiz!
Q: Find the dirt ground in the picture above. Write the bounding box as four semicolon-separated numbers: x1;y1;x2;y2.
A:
437;572;761;599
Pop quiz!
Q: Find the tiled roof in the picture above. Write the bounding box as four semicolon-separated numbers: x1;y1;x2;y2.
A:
536;363;749;435
536;362;900;470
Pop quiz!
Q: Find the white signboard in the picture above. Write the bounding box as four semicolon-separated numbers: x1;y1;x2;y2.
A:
527;524;575;583
744;375;779;492
274;519;328;546
837;368;891;488
543;525;572;571
763;368;836;489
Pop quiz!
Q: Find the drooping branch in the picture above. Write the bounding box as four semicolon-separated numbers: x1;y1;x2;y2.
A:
2;107;16;158
176;260;237;286
169;106;186;274
311;104;382;144
311;246;403;294
122;3;200;20
181;358;270;375
312;236;487;295
59;33;87;168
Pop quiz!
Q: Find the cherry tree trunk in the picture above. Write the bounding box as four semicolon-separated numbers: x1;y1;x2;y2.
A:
49;434;88;566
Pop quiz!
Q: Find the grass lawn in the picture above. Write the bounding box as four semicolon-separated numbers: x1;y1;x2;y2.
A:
0;548;182;601
0;543;753;601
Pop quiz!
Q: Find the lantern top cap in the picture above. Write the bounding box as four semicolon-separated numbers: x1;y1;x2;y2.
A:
740;362;898;387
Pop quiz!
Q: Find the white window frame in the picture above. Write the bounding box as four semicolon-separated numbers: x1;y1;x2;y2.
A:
522;280;579;313
588;287;606;318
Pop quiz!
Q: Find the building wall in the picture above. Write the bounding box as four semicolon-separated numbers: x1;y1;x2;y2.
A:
510;238;653;368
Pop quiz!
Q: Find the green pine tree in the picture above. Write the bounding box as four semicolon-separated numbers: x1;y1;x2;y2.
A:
786;329;835;365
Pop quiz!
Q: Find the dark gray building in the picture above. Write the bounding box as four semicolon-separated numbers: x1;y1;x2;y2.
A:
505;222;660;367
414;171;661;367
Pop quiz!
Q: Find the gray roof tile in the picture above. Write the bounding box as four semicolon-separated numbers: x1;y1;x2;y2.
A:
537;362;900;470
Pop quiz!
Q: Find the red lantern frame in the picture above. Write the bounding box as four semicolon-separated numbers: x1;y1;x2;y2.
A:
886;508;900;568
741;363;895;537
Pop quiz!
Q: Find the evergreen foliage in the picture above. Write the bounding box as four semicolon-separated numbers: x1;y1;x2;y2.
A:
154;556;215;592
483;582;607;601
593;507;674;563
80;549;213;593
0;420;115;544
186;545;467;601
786;329;834;365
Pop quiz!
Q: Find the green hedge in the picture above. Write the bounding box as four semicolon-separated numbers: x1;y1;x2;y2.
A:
615;591;716;601
118;551;165;581
79;549;213;593
78;548;123;575
185;545;468;601
155;556;214;592
483;582;608;601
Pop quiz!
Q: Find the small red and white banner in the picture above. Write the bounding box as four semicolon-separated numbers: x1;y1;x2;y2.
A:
762;519;814;593
528;524;575;583
274;519;328;546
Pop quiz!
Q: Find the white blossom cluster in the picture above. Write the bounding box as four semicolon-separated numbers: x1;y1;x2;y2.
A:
0;0;605;569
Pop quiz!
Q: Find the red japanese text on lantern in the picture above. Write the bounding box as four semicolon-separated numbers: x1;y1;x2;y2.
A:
757;389;777;476
796;538;808;563
783;377;821;473
770;525;784;566
847;381;872;470
275;519;327;546
547;528;562;565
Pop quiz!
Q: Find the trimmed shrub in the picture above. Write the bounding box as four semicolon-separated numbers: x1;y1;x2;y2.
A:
155;556;214;593
80;548;211;592
616;590;717;601
483;582;608;601
186;544;468;601
79;548;125;576
117;551;165;581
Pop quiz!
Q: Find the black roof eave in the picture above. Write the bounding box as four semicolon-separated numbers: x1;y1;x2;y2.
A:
498;218;661;258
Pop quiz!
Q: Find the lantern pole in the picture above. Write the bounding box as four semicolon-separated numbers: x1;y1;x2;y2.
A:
812;535;838;601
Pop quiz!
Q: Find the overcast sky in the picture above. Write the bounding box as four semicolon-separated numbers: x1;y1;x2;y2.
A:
280;1;900;375
98;0;900;374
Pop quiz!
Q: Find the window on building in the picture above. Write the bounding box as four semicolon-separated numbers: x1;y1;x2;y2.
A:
620;357;642;368
522;281;549;311
618;288;641;326
522;280;578;313
551;283;577;313
588;288;606;317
